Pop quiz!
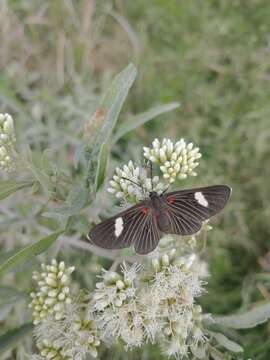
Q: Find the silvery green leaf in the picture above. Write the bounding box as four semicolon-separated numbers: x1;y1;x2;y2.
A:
27;151;52;197
0;286;28;321
85;63;137;193
74;142;86;169
112;102;180;143
210;331;243;353
190;344;207;359
0;323;33;354
95;142;109;192
46;182;90;217
209;346;227;360
0;180;34;201
214;302;270;329
93;63;137;147
0;230;64;278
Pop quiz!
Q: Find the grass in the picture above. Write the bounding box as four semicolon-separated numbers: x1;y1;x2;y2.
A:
0;0;270;359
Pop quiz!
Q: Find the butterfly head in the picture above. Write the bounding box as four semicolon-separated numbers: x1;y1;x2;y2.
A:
149;191;158;199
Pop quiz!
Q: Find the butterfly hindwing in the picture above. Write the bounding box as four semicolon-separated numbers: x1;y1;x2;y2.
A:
159;185;231;235
88;202;162;254
134;210;162;255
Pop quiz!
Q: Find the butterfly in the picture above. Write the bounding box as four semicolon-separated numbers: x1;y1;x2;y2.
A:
87;185;231;255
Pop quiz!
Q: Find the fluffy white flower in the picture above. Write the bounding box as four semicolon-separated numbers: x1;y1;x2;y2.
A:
36;338;69;360
0;113;16;172
29;259;75;324
143;138;201;183
33;304;100;359
91;264;144;347
141;251;207;357
92;263;139;312
107;160;166;203
30;256;209;359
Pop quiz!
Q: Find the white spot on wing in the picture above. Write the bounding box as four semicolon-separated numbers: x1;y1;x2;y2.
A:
194;192;208;207
115;217;124;237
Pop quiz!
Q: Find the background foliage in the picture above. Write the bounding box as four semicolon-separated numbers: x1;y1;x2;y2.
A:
0;0;270;359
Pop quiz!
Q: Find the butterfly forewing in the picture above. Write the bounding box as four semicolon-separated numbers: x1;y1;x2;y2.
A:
159;185;231;235
88;202;162;254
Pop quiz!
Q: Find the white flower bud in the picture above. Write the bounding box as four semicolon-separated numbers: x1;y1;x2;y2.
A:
161;254;170;267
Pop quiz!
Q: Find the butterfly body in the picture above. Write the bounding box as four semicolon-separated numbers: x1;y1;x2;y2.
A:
148;191;172;233
88;185;231;255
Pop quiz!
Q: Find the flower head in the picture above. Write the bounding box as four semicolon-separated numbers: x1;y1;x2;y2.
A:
140;251;207;357
91;264;144;347
108;160;165;203
29;259;75;325
0;113;16;172
36;339;69;360
143;138;201;183
92;263;139;311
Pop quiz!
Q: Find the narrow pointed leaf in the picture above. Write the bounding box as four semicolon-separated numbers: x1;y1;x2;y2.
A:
85;63;137;193
0;323;33;354
95;142;109;192
210;332;243;353
0;230;64;278
112;102;180;143
0;180;34;201
0;286;28;321
214;302;270;329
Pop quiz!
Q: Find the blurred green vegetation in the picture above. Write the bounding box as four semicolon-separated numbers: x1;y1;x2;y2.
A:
0;0;270;359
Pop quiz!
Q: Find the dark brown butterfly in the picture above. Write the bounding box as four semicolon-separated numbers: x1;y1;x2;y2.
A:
87;185;231;255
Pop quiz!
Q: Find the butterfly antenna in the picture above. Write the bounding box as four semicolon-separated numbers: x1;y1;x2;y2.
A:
162;185;170;195
121;176;141;188
122;172;148;197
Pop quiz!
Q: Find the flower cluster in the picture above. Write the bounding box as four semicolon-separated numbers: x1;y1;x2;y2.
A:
107;160;166;203
32;307;101;360
29;259;74;325
35;339;68;360
30;251;241;359
143;138;201;183
30;261;101;360
0;113;16;172
89;254;207;357
146;252;207;357
90;264;144;348
108;139;201;204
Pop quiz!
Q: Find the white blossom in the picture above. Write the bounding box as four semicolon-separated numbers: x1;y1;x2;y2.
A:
91;264;144;347
35;339;69;360
143;138;201;183
107;160;166;203
29;255;210;359
90;253;208;358
92;263;139;312
0;113;16;172
29;259;75;325
32;304;100;359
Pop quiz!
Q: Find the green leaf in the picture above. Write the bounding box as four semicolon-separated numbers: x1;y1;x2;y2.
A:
0;75;27;116
112;102;180;143
47;183;90;217
214;302;270;329
0;230;64;278
0;180;34;201
209;346;226;360
95;142;109;192
27;150;55;198
210;332;243;353
85;63;137;191
0;286;28;321
94;63;137;147
0;323;33;354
